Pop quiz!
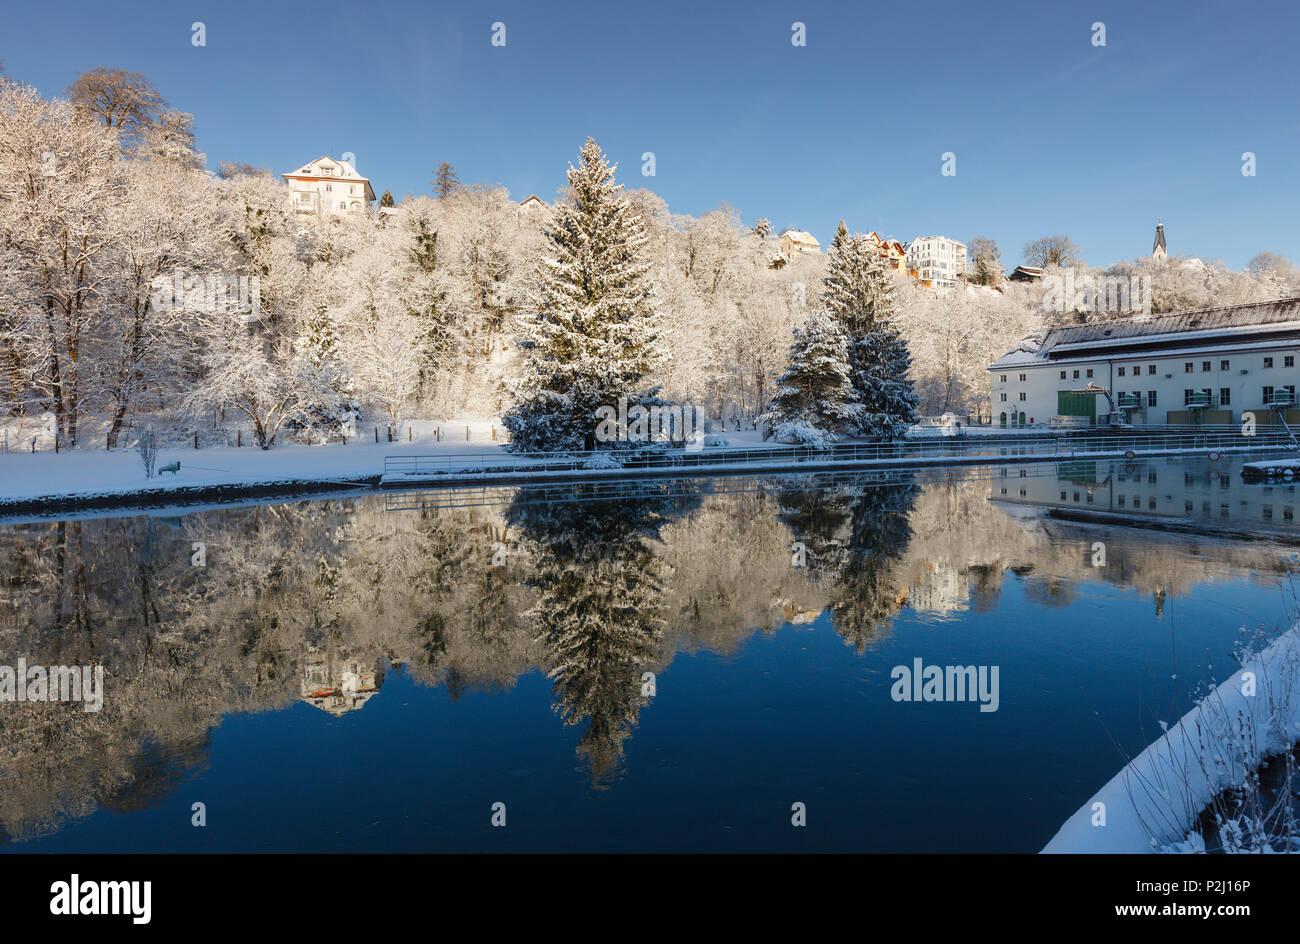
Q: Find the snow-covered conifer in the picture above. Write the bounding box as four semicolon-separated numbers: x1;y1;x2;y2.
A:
758;309;861;445
503;138;660;452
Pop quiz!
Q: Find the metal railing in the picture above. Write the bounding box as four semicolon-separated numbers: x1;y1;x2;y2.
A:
383;428;1297;481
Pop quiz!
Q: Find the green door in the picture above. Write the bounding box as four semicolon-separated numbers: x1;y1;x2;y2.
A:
1018;412;1026;427
1057;391;1098;426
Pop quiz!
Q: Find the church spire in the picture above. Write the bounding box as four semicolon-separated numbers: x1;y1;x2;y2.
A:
1152;219;1167;259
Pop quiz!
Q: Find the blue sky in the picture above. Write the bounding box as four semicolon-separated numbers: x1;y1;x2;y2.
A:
6;0;1297;269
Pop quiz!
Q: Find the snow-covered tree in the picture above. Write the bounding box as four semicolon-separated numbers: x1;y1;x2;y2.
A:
967;236;1003;287
821;223;919;439
98;158;223;445
182;318;330;449
759;310;861;445
334;237;427;426
0;79;123;445
503;138;661;451
295;299;359;431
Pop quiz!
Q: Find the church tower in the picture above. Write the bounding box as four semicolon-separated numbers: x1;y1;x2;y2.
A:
1152;220;1167;259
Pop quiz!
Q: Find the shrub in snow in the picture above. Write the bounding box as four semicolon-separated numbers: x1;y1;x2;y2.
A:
584;452;623;470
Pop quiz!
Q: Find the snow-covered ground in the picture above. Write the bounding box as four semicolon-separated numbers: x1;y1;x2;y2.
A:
0;422;777;507
1042;622;1300;853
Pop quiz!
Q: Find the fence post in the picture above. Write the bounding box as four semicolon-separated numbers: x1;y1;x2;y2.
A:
237;429;242;448
408;427;412;442
194;431;199;450
466;425;470;442
374;427;379;443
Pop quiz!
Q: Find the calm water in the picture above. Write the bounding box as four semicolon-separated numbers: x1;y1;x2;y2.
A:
1;456;1295;852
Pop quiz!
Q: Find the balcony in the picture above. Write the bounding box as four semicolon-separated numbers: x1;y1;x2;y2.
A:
1183;392;1212;409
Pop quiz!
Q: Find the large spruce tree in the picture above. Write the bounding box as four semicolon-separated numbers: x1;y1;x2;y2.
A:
821;221;920;440
503;138;661;452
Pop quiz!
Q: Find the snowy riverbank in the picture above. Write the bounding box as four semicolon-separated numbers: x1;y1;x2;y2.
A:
0;424;1288;515
1041;621;1300;853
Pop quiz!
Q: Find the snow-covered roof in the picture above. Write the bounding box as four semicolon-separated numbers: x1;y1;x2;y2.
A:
284;156;370;183
989;296;1300;370
781;229;820;245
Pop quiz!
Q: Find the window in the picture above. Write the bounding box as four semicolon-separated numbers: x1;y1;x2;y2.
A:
325;184;332;192
1072;370;1080;379
1086;369;1093;378
1265;357;1274;368
1264;385;1275;404
1117;495;1126;507
1019;373;1026;382
1184;389;1195;405
1148;390;1157;407
1149;498;1157;510
1221;360;1230;371
1132;363;1142;373
1059;370;1066;380
1117;367;1126;377
1220;388;1231;405
1019;392;1026;401
1287;507;1295;522
1000;393;1007;402
999;375;1006;383
351;185;358;194
1202;361;1211;372
1185;362;1194;373
1148;365;1156;375
1288;356;1296;367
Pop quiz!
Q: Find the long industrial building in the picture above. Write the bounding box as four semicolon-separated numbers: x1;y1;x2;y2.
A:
988;297;1300;428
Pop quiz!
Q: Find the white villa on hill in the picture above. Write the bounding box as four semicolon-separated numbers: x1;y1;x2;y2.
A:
988;297;1300;428
906;235;967;288
283;156;376;216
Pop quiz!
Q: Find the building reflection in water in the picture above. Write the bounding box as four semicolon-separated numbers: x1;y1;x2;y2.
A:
300;645;385;715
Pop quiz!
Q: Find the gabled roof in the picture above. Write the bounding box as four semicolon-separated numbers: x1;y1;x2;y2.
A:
282;155;376;204
284;155;369;182
1153;221;1166;253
